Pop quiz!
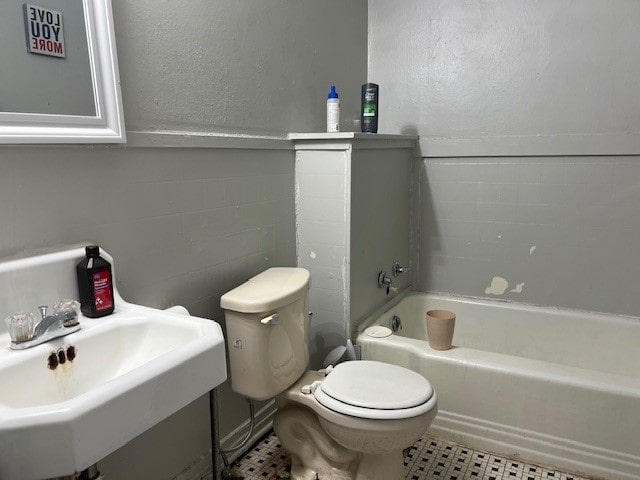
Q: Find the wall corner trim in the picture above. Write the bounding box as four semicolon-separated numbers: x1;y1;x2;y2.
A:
420;132;640;158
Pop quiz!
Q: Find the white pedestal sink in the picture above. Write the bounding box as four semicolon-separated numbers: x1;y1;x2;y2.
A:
0;247;227;480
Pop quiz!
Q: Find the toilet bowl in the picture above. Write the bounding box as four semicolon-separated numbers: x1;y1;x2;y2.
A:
275;366;437;480
221;268;438;480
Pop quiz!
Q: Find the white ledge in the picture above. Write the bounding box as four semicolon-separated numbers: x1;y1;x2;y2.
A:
125;130;292;150
289;132;418;150
123;130;419;151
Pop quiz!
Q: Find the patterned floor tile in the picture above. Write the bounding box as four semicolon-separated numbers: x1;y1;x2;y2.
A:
230;432;592;480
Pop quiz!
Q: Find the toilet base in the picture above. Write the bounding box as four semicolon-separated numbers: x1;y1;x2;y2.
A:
273;405;407;480
274;405;359;479
356;452;403;480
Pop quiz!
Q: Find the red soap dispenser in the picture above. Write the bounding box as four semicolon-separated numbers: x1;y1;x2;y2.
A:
76;245;115;317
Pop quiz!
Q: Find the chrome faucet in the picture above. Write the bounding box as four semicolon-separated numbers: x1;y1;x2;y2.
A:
392;261;410;277
377;271;398;295
5;299;81;350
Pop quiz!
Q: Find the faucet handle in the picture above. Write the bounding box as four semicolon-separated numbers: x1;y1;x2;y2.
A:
4;312;36;343
53;299;80;314
38;305;48;321
53;299;81;327
392;262;410;277
377;271;392;288
378;271;398;295
378;270;393;288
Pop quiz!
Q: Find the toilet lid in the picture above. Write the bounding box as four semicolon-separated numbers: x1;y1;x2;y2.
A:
313;361;435;419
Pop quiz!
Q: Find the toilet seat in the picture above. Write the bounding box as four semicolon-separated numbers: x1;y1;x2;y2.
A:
312;361;435;420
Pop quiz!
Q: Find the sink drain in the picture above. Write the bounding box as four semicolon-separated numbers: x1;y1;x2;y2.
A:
47;345;77;370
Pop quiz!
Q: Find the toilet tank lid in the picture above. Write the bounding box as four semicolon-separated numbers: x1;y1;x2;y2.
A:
221;268;310;313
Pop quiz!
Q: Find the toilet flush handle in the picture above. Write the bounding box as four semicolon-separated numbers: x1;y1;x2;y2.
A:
260;313;280;325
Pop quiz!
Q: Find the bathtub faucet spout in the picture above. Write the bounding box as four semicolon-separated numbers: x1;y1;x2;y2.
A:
391;315;402;333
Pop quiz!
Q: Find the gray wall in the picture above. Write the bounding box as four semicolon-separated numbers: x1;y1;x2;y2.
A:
0;145;296;478
369;0;640;156
0;0;368;478
419;156;640;316
370;0;640;317
350;147;412;328
115;0;368;134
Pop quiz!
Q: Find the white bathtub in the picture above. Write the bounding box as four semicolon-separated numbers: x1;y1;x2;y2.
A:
356;292;640;480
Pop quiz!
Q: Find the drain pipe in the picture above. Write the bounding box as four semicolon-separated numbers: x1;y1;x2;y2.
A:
49;464;101;480
209;388;222;480
79;465;101;480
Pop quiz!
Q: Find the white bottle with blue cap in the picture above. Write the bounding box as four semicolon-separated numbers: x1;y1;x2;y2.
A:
326;85;340;132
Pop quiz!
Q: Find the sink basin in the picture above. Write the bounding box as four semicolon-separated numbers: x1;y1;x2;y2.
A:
0;248;227;480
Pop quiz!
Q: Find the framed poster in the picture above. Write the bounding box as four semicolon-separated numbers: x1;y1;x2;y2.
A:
23;4;66;58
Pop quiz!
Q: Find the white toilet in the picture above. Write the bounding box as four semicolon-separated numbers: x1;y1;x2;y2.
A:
221;268;437;480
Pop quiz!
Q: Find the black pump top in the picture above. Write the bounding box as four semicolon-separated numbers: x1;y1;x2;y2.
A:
85;245;100;257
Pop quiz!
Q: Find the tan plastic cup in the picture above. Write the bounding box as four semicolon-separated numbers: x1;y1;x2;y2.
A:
426;309;456;350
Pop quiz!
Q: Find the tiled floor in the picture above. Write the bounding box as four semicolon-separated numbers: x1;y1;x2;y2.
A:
231;432;591;480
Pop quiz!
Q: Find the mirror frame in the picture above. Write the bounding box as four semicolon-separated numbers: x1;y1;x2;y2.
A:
0;0;125;144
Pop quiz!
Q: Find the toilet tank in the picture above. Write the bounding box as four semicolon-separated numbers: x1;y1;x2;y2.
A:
220;268;310;401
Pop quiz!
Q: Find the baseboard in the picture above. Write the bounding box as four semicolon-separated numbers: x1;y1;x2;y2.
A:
172;400;277;480
171;453;212;480
430;410;640;480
